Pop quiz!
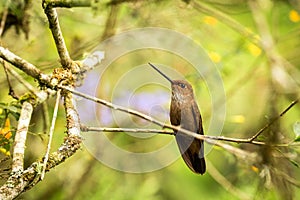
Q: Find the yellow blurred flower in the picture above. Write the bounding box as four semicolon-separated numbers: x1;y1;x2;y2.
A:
0;147;10;156
208;51;221;63
203;16;218;26
0;118;12;139
229;115;245;124
247;43;261;56
289;10;300;23
251;165;259;173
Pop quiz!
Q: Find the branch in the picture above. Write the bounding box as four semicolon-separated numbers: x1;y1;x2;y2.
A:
63;86;298;146
82;125;260;163
43;3;71;68
42;0;92;8
0;29;298;198
212;141;258;162
0;88;82;198
249;99;299;141
80;51;105;73
5;62;36;95
0;27;82;198
81;126;174;134
11;102;33;172
5;63;55;103
63;89;82;137
0;46;50;84
248;2;297;198
0;44;104;88
2;60;19;99
0;134;82;200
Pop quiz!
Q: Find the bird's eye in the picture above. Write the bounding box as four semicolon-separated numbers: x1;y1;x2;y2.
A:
179;83;186;88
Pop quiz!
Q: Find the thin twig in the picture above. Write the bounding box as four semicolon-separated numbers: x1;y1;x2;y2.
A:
1;60;18;99
62;86;298;146
82;126;260;163
249;100;299;141
5;63;54;103
41;89;61;180
212;141;258;162
5;63;37;94
82;125;300;148
81;126;174;134
11;102;33;172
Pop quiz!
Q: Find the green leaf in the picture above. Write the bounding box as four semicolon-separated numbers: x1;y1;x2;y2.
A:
0;102;21;120
294;136;300;142
293;121;300;142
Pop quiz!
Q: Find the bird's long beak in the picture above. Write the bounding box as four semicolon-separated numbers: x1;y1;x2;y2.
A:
148;63;173;84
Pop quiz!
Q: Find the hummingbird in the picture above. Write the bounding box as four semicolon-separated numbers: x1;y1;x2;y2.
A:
148;63;206;174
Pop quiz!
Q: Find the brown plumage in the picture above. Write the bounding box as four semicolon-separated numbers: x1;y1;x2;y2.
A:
148;63;206;174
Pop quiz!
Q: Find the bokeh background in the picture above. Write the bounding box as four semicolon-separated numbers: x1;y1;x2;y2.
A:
1;0;300;199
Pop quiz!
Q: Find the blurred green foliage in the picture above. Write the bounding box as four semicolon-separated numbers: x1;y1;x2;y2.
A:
1;0;300;199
